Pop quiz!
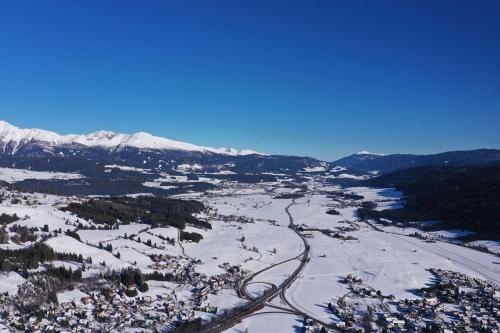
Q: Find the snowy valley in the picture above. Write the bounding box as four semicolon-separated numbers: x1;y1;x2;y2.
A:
0;162;498;333
0;122;499;333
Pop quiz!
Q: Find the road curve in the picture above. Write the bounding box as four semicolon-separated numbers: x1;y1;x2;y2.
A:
199;200;309;332
200;199;338;332
279;201;339;331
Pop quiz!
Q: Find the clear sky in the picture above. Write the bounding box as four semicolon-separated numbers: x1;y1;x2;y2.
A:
1;0;499;161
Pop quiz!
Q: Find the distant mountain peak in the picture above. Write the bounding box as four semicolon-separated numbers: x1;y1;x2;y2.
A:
0;120;263;156
356;151;384;156
87;130;117;140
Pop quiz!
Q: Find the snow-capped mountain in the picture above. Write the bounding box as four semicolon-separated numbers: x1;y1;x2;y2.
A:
3;120;499;197
355;151;384;156
0;120;261;156
0;120;329;196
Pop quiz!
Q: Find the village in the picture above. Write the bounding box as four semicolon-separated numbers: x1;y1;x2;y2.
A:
327;268;500;333
0;173;499;333
0;256;248;332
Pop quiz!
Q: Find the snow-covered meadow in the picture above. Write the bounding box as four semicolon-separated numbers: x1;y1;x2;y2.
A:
0;167;83;183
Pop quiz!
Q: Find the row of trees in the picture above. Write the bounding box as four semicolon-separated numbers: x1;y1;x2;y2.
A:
180;231;203;243
0;224;38;244
0;213;19;223
0;243;83;271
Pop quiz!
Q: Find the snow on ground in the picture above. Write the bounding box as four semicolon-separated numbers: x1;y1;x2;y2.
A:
140;280;189;302
0;167;83;183
47;260;82;271
143;173;222;189
303;166;327;172
0;191;96;249
124;231;183;258
104;164;152;173
0;324;11;332
285;192;500;324
204;289;246;315
176;163;203;172
272;187;301;194
237;221;303;269
45;235;130;270
205;170;236;175
184;211;303;276
78;224;149;245
330;166;347;172
1;178;498;331
2;204;78;233
111;245;154;270
225;307;302;333
0;272;25;295
288;228;500;320
206;194;292;226
125;192;155;198
57;289;89;305
468;240;500;255
143;182;178;190
336;173;369;180
135;231;170;247
250;259;301;303
184;222;258;276
428;229;475;239
77;224;186;269
347;186;405;210
149;227;179;240
290;194;355;229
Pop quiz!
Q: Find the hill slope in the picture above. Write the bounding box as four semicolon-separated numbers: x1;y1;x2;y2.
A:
361;163;500;239
333;149;500;175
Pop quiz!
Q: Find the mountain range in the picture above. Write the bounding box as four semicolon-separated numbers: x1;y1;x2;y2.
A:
0;120;260;156
1;120;500;195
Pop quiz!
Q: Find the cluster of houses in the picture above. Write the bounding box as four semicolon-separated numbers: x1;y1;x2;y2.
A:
0;242;252;333
330;269;500;333
149;254;196;281
0;283;186;332
0;262;246;333
407;268;500;332
297;225;360;241
321;228;358;241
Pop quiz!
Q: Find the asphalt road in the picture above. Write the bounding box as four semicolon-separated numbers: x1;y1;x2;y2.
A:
199;200;337;333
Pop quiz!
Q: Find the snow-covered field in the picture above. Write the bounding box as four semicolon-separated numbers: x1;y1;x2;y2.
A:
281;191;500;327
57;289;89;305
46;235;130;270
0;272;25;295
0;167;83;183
192;185;499;331
104;164;152;173
468;240;500;255
225;308;301;333
143;172;222;189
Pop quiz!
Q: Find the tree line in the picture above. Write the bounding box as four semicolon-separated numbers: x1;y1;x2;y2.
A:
62;196;210;230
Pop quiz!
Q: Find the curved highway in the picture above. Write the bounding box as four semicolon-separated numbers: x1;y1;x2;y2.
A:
200;199;338;332
199;201;309;332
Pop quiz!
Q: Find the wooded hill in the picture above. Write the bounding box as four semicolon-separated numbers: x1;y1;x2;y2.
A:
62;196;209;230
360;163;500;239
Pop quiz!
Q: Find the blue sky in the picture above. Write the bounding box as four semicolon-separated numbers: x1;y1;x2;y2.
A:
1;0;499;160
